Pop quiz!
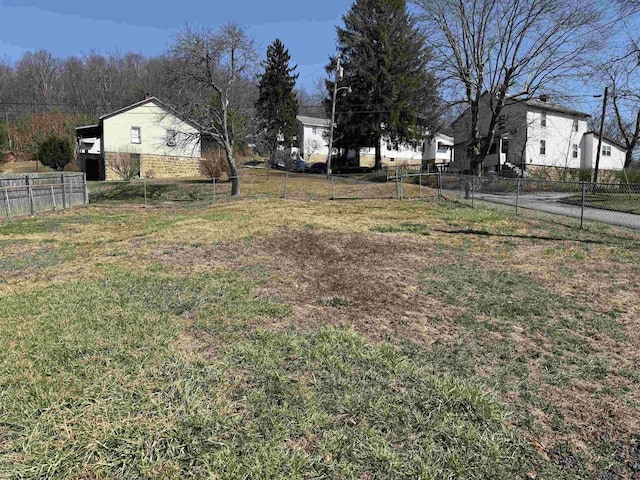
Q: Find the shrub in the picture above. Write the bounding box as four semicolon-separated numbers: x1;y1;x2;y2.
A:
36;134;73;171
200;148;229;179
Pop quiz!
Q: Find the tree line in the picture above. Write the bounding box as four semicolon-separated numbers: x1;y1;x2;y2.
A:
1;0;639;189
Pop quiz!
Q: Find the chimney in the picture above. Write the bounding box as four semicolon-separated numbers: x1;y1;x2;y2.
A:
144;92;151;100
539;94;550;103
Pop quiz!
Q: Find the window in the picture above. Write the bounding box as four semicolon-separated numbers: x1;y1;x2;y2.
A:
437;142;448;153
540;140;546;155
541;112;547;128
130;126;141;144
166;129;176;147
312;126;318;135
602;145;612;156
572;144;578;158
572;118;579;132
501;139;509;154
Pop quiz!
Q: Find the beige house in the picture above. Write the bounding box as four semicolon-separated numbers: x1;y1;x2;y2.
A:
76;97;202;180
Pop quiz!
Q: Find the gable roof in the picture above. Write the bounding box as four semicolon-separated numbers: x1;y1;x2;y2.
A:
99;96;202;131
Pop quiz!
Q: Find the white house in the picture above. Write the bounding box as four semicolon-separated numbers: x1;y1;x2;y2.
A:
296;115;330;164
295;115;453;169
76;96;202;181
449;93;621;176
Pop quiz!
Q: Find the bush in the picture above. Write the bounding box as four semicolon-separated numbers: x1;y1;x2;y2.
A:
200;148;229;179
36;134;73;171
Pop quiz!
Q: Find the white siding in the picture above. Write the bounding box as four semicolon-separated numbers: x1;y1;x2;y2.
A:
525;111;587;169
102;101;200;158
581;133;626;171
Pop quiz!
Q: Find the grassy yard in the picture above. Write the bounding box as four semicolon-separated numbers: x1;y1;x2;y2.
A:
1;177;639;479
561;192;640;215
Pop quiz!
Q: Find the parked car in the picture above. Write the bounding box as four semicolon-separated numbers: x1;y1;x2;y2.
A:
292;159;309;172
309;162;327;173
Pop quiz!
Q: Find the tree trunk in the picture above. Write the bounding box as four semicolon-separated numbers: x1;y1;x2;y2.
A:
226;147;240;196
625;149;634;170
374;134;382;170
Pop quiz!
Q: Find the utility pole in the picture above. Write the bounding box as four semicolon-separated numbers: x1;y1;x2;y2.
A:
593;86;608;185
326;54;343;178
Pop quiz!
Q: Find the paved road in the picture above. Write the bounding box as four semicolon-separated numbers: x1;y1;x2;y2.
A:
443;190;640;230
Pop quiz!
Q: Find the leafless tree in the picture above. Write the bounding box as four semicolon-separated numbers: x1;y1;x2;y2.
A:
169;22;258;196
413;0;605;174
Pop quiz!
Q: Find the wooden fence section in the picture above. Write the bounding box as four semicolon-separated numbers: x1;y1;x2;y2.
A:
0;173;88;218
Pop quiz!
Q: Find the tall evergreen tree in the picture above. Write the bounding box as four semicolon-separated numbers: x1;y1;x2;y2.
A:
256;39;299;158
328;0;439;169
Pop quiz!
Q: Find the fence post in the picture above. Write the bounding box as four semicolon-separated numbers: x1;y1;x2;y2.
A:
50;185;57;211
3;186;10;218
330;176;335;200
83;172;89;205
580;181;586;229
26;175;35;216
515;178;521;215
419;173;423;199
471;177;475;208
282;171;289;199
143;179;148;208
61;174;67;209
437;173;442;197
395;167;401;200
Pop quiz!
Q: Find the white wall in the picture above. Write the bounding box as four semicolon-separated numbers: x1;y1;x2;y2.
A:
299;124;329;160
102;101;201;158
581;134;626;171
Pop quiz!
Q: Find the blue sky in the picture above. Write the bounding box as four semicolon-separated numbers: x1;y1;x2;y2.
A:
0;0;354;90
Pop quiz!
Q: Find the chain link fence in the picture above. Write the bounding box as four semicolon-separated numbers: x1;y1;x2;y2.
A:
438;173;640;230
84;167;640;231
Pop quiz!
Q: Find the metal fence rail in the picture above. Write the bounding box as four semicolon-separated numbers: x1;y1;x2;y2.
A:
0;173;88;218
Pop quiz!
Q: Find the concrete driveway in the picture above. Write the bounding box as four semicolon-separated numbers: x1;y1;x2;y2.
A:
443;189;640;230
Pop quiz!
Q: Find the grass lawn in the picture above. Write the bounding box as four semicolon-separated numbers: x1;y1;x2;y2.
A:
1;176;639;478
561;192;640;215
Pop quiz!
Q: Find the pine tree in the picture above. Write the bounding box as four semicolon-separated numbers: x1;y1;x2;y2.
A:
256;39;299;158
328;0;439;169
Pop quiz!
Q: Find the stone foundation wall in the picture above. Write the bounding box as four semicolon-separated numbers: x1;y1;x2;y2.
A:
527;165;619;183
141;155;202;179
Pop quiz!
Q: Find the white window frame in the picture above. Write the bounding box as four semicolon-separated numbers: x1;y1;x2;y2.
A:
572;118;579;132
602;145;612;157
541;112;547;128
131;126;142;144
540;140;546;155
572;144;578;158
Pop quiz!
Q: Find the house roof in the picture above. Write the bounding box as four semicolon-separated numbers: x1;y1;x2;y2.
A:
584;131;627;151
450;92;590;127
297;115;330;128
99;96;202;131
75;124;101;138
515;97;590;118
